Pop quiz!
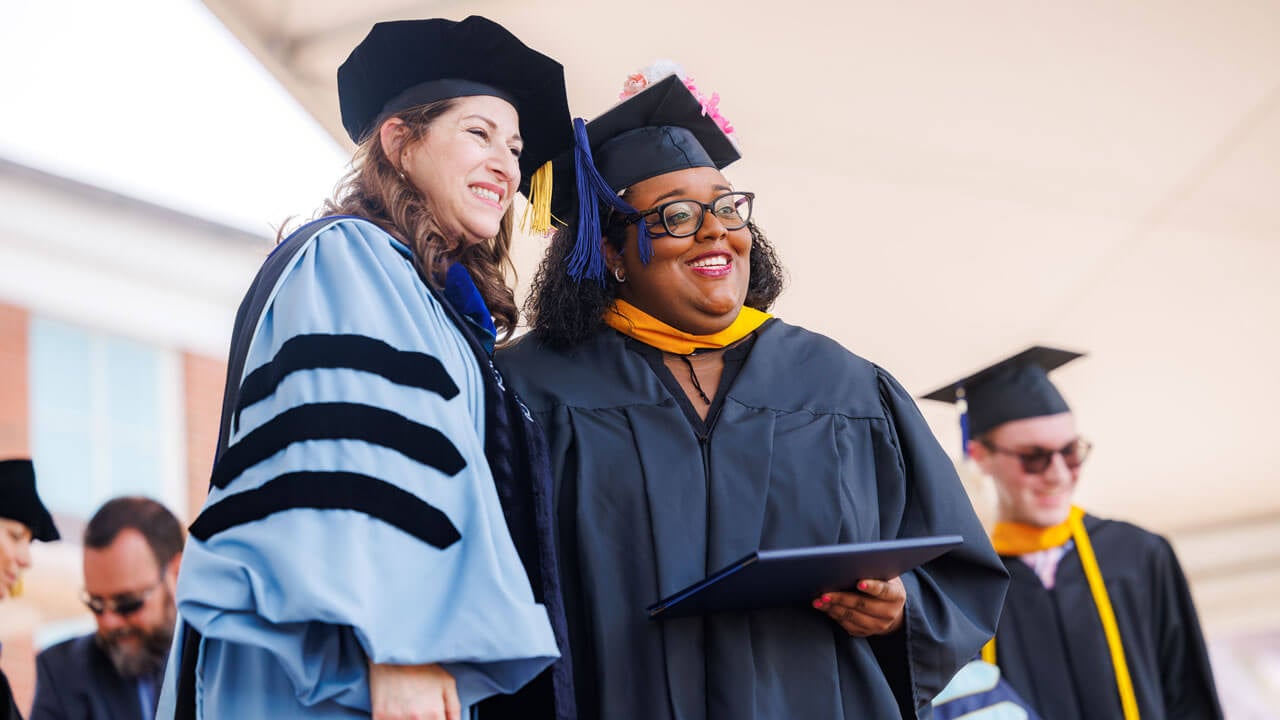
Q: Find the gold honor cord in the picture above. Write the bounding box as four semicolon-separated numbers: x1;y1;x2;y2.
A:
1070;509;1141;719
983;506;1140;720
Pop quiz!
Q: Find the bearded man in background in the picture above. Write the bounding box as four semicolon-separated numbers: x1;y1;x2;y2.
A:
32;497;182;720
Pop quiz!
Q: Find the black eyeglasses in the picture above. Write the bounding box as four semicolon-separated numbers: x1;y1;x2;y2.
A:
624;191;755;238
80;579;162;617
981;438;1093;475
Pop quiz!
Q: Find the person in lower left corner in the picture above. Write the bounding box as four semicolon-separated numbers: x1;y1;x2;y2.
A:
1;459;61;720
31;497;183;720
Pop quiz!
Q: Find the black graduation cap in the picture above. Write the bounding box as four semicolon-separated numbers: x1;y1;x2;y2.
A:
920;346;1085;445
0;459;60;542
337;16;572;196
554;73;741;282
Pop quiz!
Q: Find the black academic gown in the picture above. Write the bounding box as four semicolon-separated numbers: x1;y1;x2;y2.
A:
993;515;1223;720
497;319;1009;719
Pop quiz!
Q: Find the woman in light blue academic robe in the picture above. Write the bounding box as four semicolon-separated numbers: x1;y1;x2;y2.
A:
157;16;575;720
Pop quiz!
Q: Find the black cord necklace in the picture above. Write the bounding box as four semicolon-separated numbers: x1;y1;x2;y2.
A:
678;354;712;405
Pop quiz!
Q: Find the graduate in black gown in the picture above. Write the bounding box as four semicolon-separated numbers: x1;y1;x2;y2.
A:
495;64;1010;719
1;459;61;720
922;347;1223;720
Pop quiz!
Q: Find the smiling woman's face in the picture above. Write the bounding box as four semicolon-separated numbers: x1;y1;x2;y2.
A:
0;517;33;599
387;94;523;245
610;166;752;335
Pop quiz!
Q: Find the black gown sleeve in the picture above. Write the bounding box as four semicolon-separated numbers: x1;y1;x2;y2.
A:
871;367;1010;716
1153;535;1224;719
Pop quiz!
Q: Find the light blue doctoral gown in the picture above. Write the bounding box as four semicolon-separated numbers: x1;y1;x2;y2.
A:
157;218;557;718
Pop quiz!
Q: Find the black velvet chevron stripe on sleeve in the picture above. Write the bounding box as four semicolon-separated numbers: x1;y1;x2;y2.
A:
234;334;460;429
188;471;462;549
211;402;468;490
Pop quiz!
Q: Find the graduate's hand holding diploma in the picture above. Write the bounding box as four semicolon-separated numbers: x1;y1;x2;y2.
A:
813;577;906;637
368;662;461;720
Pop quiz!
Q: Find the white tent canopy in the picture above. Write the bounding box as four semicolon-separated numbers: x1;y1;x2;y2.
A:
200;0;1280;633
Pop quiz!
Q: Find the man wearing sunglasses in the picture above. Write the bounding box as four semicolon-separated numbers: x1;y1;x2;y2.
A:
923;347;1222;720
31;497;182;720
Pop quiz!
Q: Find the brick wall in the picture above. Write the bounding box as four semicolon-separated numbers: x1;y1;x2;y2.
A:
0;302;29;457
182;352;226;522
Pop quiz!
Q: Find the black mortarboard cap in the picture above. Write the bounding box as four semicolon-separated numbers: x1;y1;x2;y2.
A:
0;459;60;542
920;346;1085;445
337;16;572;195
553;73;741;281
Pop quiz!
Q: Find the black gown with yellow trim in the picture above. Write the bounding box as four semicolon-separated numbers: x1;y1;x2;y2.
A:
497;319;1009;719
993;514;1222;720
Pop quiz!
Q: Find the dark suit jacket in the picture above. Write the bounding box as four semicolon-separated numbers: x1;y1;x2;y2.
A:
30;635;159;720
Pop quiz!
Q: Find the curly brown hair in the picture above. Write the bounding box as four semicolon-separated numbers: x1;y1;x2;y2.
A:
525;210;787;350
316;100;519;340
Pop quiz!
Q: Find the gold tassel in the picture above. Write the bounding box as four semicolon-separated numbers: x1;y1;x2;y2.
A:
520;161;554;235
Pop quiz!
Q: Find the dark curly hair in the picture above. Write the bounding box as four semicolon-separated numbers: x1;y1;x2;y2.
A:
525;211;787;350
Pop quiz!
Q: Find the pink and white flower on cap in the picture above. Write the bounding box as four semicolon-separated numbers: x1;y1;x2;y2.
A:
619;60;737;143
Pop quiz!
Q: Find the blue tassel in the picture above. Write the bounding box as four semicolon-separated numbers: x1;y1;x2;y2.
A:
958;387;970;455
569;118;641;282
637;216;652;264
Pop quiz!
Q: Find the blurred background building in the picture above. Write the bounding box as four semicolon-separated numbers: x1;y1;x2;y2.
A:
0;157;268;708
1;0;1277;716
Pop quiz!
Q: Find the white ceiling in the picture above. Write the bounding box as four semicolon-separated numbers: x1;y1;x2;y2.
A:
200;0;1280;541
